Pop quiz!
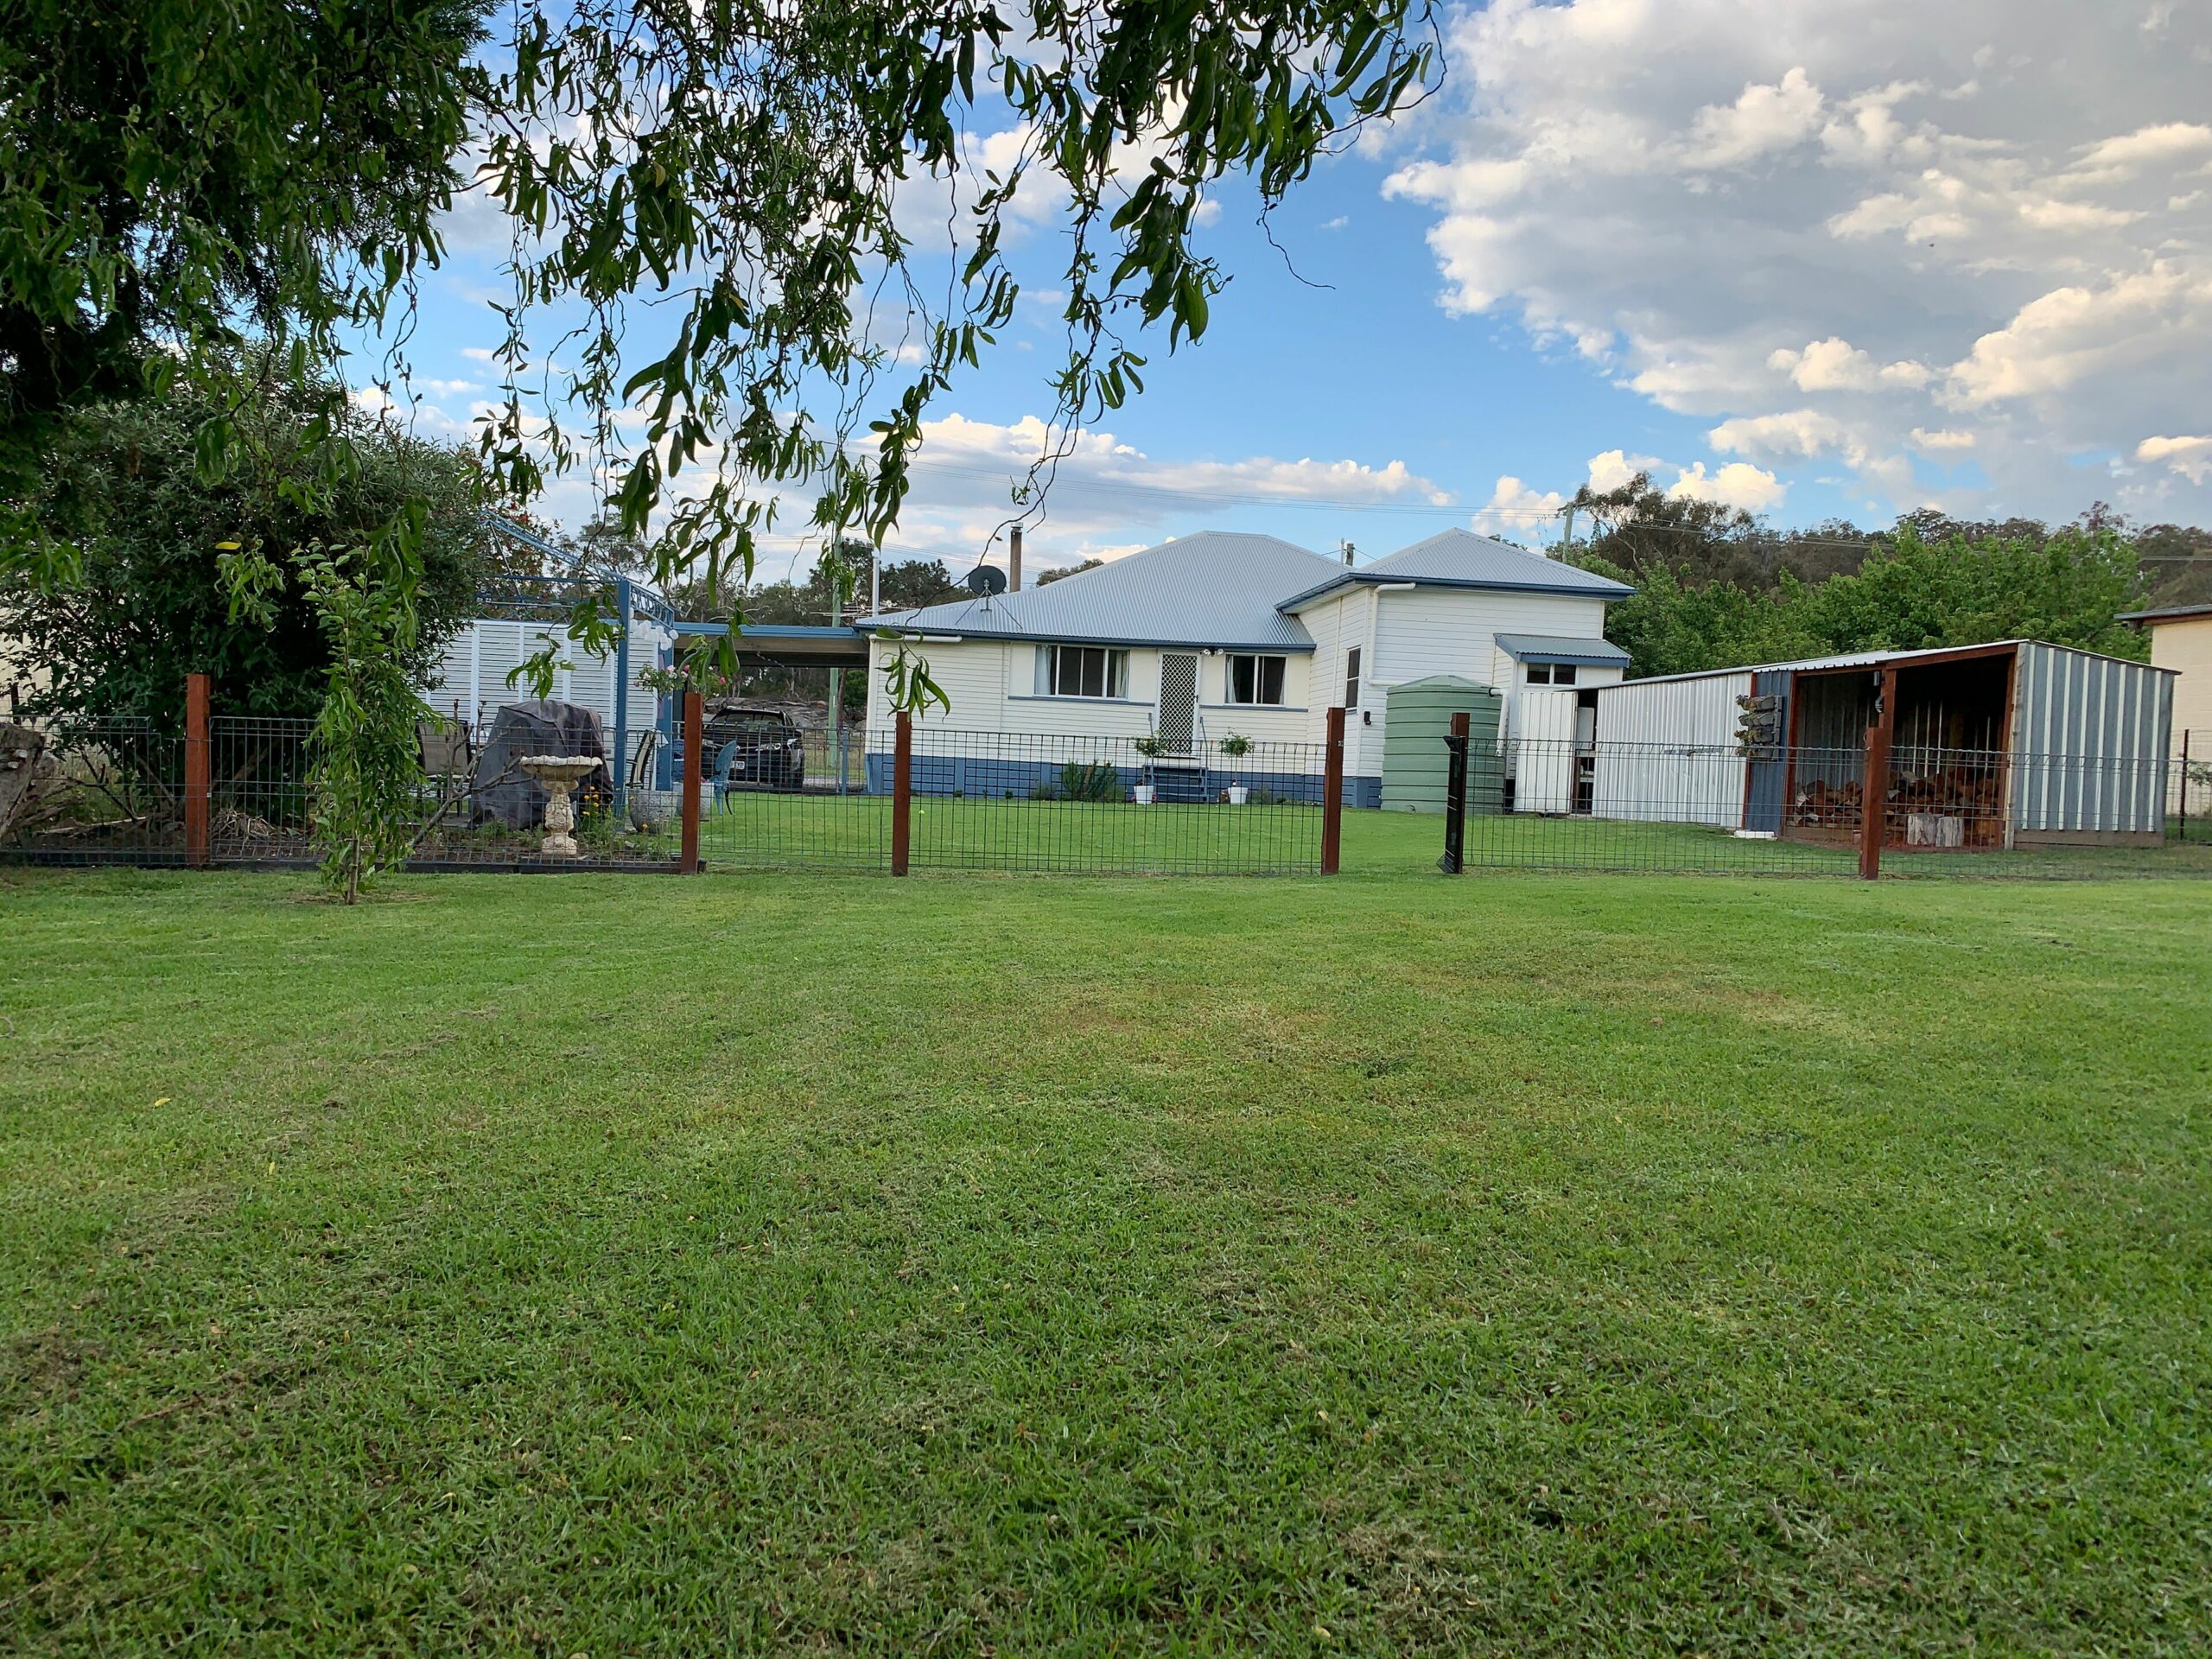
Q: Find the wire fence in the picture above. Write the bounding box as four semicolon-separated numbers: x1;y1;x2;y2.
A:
1445;735;2212;879
2;712;682;871
696;727;1329;874
0;716;185;866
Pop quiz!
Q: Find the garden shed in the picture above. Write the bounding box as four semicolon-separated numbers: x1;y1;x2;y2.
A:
1589;640;2177;848
1380;677;1503;813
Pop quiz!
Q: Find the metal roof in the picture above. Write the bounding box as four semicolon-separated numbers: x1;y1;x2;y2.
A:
1607;638;2175;688
2118;602;2212;624
1279;528;1633;610
1493;632;1632;666
857;531;1341;651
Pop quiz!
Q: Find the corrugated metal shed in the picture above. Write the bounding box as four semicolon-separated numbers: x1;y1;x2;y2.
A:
862;532;1339;651
1381;677;1504;814
1494;632;1633;667
1278;529;1632;610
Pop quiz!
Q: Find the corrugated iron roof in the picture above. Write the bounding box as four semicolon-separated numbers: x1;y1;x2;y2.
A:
2118;602;2212;624
854;531;1342;651
1279;528;1632;610
1493;632;1632;666
1607;638;2175;688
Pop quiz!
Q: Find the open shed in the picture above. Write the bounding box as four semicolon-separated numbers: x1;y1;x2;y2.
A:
1591;640;2176;849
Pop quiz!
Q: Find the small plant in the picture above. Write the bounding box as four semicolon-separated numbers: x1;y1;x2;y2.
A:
1218;733;1253;804
1246;785;1280;806
1131;734;1168;760
1057;760;1120;803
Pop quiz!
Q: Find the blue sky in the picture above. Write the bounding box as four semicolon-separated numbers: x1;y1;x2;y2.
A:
365;0;2212;585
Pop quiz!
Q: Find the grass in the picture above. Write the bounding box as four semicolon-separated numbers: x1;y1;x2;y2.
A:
691;793;2212;879
3;859;2209;1656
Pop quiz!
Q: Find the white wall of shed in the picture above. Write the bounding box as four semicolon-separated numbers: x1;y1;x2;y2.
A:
1591;671;1751;826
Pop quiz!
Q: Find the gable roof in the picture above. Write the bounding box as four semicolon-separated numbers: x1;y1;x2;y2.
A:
858;531;1343;652
1278;528;1632;610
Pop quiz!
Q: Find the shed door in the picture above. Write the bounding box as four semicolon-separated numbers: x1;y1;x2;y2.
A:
1516;688;1578;813
1158;652;1198;754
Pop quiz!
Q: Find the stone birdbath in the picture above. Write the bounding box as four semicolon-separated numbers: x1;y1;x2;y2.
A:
518;755;599;856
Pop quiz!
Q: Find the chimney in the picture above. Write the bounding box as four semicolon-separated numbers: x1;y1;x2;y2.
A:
1009;524;1022;591
1338;539;1356;568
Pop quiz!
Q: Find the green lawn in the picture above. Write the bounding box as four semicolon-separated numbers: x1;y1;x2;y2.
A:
3;863;2209;1655
691;793;2212;878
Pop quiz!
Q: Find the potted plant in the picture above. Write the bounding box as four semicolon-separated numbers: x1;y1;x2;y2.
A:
1218;732;1252;804
1131;734;1166;804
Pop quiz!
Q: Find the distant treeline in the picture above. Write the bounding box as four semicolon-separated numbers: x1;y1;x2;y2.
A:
1560;474;2209;679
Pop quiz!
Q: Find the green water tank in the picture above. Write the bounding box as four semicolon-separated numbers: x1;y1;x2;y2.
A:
1381;677;1505;813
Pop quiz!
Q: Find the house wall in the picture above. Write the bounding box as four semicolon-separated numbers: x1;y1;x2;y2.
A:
2146;613;2212;735
863;637;1318;747
1300;587;1613;789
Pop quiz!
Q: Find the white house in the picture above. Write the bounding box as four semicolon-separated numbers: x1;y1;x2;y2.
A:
860;528;1631;804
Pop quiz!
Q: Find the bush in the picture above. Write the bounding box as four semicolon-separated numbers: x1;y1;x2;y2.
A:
1057;760;1121;803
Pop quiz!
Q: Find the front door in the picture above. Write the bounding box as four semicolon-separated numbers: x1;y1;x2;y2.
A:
1158;652;1198;754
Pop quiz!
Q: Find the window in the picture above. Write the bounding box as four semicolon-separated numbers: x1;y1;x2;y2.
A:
1226;652;1287;706
1034;645;1128;698
1344;645;1361;709
1527;661;1577;686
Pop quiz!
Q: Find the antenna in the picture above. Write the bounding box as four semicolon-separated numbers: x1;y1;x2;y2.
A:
963;564;1008;600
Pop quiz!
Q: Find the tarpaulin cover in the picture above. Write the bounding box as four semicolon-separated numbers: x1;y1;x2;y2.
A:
472;700;611;828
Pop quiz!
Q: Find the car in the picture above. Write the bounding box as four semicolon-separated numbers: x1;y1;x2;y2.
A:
702;708;806;793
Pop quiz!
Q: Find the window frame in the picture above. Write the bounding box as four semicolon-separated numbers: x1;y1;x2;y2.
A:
1224;652;1289;707
1034;644;1129;700
1344;645;1361;710
1526;661;1578;687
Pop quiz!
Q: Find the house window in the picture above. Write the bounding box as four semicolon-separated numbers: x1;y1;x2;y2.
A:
1527;662;1578;686
1344;645;1361;709
1035;645;1128;698
1226;652;1288;706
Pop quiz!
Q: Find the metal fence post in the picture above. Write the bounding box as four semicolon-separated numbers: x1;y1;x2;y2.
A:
891;710;912;875
1439;709;1470;874
2182;728;2192;843
184;672;211;868
1858;666;1897;880
680;688;703;873
1321;705;1345;875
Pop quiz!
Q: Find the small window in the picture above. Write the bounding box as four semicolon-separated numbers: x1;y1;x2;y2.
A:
1527;661;1577;686
1344;645;1361;710
1226;652;1287;706
1037;645;1128;699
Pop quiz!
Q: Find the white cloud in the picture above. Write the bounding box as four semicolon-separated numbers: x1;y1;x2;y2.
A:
461;346;501;364
1486;474;1565;520
1383;0;2212;520
1680;67;1825;169
2137;434;2212;484
1667;460;1787;512
1909;426;1978;453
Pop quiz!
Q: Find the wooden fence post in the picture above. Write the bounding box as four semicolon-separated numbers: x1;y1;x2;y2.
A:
891;710;912;876
184;672;211;869
680;689;703;873
1858;666;1897;880
1321;705;1345;875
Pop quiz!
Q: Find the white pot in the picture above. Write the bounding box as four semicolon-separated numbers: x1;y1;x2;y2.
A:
1133;784;1155;804
1226;785;1249;805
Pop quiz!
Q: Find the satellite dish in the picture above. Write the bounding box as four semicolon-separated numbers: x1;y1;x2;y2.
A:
963;563;1008;597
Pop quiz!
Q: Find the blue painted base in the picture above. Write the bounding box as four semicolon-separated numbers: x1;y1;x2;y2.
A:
861;752;1382;808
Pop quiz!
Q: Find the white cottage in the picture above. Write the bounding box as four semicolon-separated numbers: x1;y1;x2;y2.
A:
860;529;1631;804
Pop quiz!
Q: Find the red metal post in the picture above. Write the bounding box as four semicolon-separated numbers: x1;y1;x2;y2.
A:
891;711;912;876
1858;666;1897;880
1321;705;1345;875
680;689;703;873
184;672;211;868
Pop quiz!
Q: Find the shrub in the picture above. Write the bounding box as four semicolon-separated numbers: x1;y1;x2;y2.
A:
1058;760;1121;802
